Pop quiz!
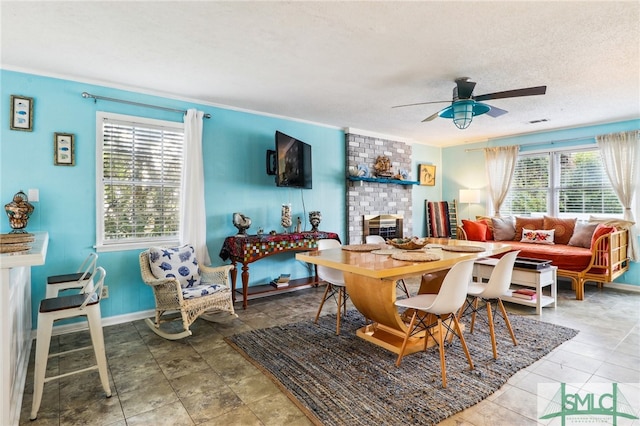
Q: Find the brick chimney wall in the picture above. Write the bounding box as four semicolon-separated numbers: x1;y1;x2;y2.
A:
345;132;414;244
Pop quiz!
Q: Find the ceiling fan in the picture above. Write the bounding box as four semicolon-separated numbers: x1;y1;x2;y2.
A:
392;77;547;129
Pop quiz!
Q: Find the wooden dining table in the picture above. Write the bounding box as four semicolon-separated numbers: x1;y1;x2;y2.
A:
296;238;512;356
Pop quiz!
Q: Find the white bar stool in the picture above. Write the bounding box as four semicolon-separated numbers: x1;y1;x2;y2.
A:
46;252;98;298
30;266;111;420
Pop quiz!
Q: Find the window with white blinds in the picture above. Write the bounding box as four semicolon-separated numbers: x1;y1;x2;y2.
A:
96;112;184;250
501;148;623;219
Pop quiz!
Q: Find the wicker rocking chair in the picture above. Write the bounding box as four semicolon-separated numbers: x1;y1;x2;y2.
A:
139;249;237;340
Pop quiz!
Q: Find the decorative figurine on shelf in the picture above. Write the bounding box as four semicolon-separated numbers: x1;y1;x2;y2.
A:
309;211;322;232
257;227;264;236
374;155;393;178
4;190;34;233
296;216;302;233
281;204;292;233
232;212;252;236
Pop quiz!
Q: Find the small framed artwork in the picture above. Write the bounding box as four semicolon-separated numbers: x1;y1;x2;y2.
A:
54;133;75;166
10;95;34;131
419;164;436;186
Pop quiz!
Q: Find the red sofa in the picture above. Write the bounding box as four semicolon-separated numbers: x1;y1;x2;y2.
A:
457;216;630;300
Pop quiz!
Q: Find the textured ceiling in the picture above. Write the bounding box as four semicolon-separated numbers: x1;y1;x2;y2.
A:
2;1;639;147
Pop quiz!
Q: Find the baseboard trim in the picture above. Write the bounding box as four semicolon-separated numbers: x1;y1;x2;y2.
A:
605;282;640;293
31;309;156;339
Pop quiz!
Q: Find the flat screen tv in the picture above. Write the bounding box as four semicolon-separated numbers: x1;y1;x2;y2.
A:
272;131;312;189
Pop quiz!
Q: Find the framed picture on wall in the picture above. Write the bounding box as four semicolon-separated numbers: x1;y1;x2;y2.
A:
10;95;34;131
419;164;436;186
54;133;75;166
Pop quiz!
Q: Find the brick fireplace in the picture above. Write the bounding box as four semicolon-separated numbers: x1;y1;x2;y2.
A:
345;131;414;244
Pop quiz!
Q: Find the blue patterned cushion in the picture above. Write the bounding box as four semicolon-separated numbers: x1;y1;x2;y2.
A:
148;245;201;288
181;283;223;300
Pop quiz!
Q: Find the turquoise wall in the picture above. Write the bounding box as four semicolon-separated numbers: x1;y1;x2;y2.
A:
1;70;346;326
411;143;442;237
441;120;640;286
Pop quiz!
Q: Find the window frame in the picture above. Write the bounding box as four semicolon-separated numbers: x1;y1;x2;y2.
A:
95;111;184;252
497;145;624;220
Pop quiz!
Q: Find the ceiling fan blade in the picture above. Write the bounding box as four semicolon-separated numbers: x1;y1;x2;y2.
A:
391;100;450;108
474;86;547;102
485;105;509;117
421;110;442;122
456;78;476;99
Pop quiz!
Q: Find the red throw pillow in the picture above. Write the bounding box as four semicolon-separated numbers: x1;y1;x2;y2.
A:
462;220;488;242
590;224;616;250
477;218;494;240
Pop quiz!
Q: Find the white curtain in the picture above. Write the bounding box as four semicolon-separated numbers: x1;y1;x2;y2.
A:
484;145;520;216
596;130;639;261
181;109;211;265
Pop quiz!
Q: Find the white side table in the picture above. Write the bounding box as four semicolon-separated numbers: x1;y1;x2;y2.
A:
473;257;557;315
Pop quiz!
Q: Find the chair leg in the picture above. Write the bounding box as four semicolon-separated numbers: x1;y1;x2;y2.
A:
396;310;418;367
452;314;474;371
470;297;479;333
436;318;447;388
486;301;498;359
30;314;54;420
87;307;112;397
497;299;518;346
314;283;332;324
336;286;343;335
397;279;410;298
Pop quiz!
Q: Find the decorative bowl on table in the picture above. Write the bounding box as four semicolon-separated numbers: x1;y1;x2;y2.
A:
385;237;428;250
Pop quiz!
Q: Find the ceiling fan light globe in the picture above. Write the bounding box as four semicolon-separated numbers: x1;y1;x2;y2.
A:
452;100;474;129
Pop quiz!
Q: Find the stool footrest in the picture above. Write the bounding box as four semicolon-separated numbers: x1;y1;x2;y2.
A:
48;345;92;359
44;365;98;383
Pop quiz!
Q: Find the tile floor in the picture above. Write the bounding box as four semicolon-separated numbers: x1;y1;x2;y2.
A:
20;279;640;426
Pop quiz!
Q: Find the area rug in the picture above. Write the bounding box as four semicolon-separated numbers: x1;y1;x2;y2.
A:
226;311;578;426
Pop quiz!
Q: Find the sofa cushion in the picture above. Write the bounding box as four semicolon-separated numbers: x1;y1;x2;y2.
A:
492;216;515;241
493;241;592;272
462;220;488;242
475;216;495;240
515;217;544;241
568;222;598;248
521;228;555;244
148;244;201;288
181;283;223;300
543;216;577;245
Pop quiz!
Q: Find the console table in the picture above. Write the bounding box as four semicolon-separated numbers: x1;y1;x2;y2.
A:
219;231;340;309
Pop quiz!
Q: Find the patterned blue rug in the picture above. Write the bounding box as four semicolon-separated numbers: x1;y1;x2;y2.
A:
227;311;578;426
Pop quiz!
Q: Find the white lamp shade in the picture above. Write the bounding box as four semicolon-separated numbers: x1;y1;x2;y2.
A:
459;189;481;204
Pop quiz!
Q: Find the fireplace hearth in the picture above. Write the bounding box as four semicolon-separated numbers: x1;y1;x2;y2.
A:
363;214;403;240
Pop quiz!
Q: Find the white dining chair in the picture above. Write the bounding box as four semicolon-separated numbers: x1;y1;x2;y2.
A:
365;235;410;298
394;259;475;388
460;250;520;359
314;239;349;335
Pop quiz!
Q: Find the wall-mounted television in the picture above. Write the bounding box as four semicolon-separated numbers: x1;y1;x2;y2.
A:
266;131;312;189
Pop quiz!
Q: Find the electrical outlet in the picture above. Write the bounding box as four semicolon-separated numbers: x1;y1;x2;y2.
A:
101;285;109;299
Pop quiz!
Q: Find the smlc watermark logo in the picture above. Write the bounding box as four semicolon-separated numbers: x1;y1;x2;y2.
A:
539;383;639;425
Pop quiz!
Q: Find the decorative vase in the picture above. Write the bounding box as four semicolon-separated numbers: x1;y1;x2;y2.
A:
232;212;251;236
4;190;34;233
309;211;322;232
281;204;292;233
